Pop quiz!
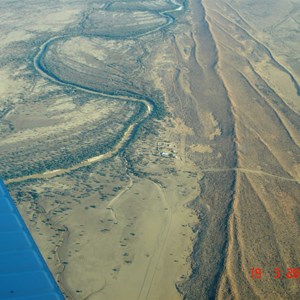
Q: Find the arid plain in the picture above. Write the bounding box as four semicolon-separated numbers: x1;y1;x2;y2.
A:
1;0;300;299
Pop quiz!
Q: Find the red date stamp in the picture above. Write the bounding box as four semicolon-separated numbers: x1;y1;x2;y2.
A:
251;268;300;279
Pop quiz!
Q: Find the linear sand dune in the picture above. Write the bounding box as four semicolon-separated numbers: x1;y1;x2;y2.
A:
156;0;300;299
197;0;300;299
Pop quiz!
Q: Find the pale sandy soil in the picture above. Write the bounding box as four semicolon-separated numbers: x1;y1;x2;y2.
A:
15;144;199;300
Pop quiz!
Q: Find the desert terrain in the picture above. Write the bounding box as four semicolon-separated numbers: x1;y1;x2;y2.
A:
0;0;299;299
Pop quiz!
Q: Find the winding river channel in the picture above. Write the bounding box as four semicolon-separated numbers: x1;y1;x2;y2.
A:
6;0;185;184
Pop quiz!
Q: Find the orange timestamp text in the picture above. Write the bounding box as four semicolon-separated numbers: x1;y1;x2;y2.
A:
251;267;300;279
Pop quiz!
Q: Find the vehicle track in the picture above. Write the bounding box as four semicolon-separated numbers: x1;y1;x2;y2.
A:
106;177;133;224
203;167;300;183
137;180;172;300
